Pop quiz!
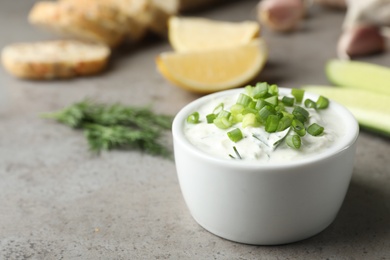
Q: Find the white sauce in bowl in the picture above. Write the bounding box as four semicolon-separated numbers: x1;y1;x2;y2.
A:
184;90;345;163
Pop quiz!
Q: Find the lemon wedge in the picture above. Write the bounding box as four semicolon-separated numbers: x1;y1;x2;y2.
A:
168;16;260;52
156;39;267;93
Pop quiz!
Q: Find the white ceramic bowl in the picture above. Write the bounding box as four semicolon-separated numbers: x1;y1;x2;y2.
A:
172;88;359;245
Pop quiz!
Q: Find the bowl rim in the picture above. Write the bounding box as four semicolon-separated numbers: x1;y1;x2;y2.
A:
172;87;359;169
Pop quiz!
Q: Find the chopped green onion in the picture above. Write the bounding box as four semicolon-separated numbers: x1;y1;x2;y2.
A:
187;112;199;124
265;114;280;133
316;96;329;109
184;83;331;153
275;103;285;112
214;110;232;129
236;93;252;107
230;104;244;115
232;113;244;124
291;88;305;103
282;96;295;106
286;135;301;149
268;84;279;96
217;110;231;118
292;106;309;123
275;111;284;119
255;99;266;110
245;85;253;96
214;117;232;129
242;113;260;128
253;82;268;98
304;99;317;109
264;95;278;106
292;119;306;136
277;116;292;131
206;113;216;124
213;103;224;114
249;100;257;109
242;107;258;115
227;128;244;142
281;111;294;119
258;105;275;122
307;123;324;136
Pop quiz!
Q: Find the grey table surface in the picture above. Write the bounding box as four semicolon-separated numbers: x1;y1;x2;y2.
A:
0;0;389;259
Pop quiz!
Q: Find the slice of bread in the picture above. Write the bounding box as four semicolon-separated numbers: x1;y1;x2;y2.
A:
1;40;111;79
28;1;128;47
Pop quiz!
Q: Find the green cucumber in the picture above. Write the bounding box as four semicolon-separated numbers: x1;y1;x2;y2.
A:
326;59;390;96
302;86;390;136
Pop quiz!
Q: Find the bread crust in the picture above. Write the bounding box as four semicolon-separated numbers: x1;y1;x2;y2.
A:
1;40;111;79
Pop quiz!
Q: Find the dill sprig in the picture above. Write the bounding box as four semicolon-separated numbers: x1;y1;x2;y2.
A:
42;99;173;157
228;146;242;160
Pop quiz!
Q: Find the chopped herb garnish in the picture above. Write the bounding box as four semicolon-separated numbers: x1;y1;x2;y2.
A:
227;128;243;143
242;113;259;128
229;146;242;159
259;105;275;122
316;96;329;109
304;99;317;109
286;135;301;149
307;123;324;136
206;113;216;124
277;116;292;131
230;104;245;115
185;82;331;156
253;82;269;98
236;93;252;106
264;95;278;106
282;96;295;106
265;114;280;133
214;110;233;129
292;106;309;123
187;112;200;124
292;119;306;137
213;103;224;114
291;88;305;103
268;84;279;96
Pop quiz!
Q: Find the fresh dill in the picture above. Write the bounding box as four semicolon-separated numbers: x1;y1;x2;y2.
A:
229;146;242;160
42;99;173;157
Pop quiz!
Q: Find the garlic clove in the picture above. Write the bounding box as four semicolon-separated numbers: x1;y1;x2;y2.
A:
257;0;305;32
338;25;386;59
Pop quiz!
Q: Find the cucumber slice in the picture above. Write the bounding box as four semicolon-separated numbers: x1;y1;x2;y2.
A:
326;59;390;96
302;86;390;136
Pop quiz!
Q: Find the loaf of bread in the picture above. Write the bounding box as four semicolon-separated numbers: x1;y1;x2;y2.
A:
152;0;225;13
119;0;170;37
1;40;111;79
61;0;171;37
57;0;148;43
28;1;136;47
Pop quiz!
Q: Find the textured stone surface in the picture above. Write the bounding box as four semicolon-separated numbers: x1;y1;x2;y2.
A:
0;0;389;259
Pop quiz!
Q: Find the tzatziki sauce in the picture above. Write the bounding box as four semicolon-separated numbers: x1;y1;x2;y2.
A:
184;92;344;163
